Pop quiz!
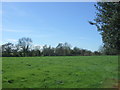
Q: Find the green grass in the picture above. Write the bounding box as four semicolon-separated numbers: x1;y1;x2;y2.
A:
2;56;118;88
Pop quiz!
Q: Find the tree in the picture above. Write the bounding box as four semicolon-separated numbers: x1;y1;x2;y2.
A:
63;42;71;56
72;47;81;56
0;45;2;57
30;45;41;56
55;43;71;56
84;50;93;56
47;46;55;56
2;43;14;57
18;37;32;56
89;2;120;54
98;45;105;54
55;43;64;56
94;51;101;55
42;45;48;56
98;45;117;55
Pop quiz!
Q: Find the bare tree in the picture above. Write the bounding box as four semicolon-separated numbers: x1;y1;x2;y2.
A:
18;37;32;56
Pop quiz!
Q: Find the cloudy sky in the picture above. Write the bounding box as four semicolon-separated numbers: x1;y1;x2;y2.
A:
2;2;103;51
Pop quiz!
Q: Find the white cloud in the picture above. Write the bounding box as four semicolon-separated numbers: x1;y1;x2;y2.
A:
3;29;32;33
0;10;2;15
79;37;88;40
33;34;52;38
6;39;17;43
3;3;27;17
2;0;101;2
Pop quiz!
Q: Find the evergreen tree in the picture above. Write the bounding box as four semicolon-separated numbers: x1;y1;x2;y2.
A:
89;2;120;54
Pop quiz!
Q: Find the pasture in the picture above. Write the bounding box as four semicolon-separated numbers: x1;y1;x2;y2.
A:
2;56;118;88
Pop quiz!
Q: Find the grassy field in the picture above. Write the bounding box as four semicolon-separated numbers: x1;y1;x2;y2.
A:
2;56;118;88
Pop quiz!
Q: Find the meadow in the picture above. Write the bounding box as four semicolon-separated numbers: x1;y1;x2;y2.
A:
2;56;118;88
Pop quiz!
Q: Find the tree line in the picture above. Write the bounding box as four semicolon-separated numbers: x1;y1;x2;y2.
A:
1;37;103;57
1;2;119;57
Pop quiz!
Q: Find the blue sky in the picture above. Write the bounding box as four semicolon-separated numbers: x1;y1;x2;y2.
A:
2;2;103;51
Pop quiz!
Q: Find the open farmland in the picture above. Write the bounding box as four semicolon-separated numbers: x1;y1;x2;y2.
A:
2;56;118;88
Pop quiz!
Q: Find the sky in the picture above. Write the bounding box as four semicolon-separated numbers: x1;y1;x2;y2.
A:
2;2;103;51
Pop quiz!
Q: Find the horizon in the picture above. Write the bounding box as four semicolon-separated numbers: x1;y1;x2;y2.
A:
2;2;103;51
